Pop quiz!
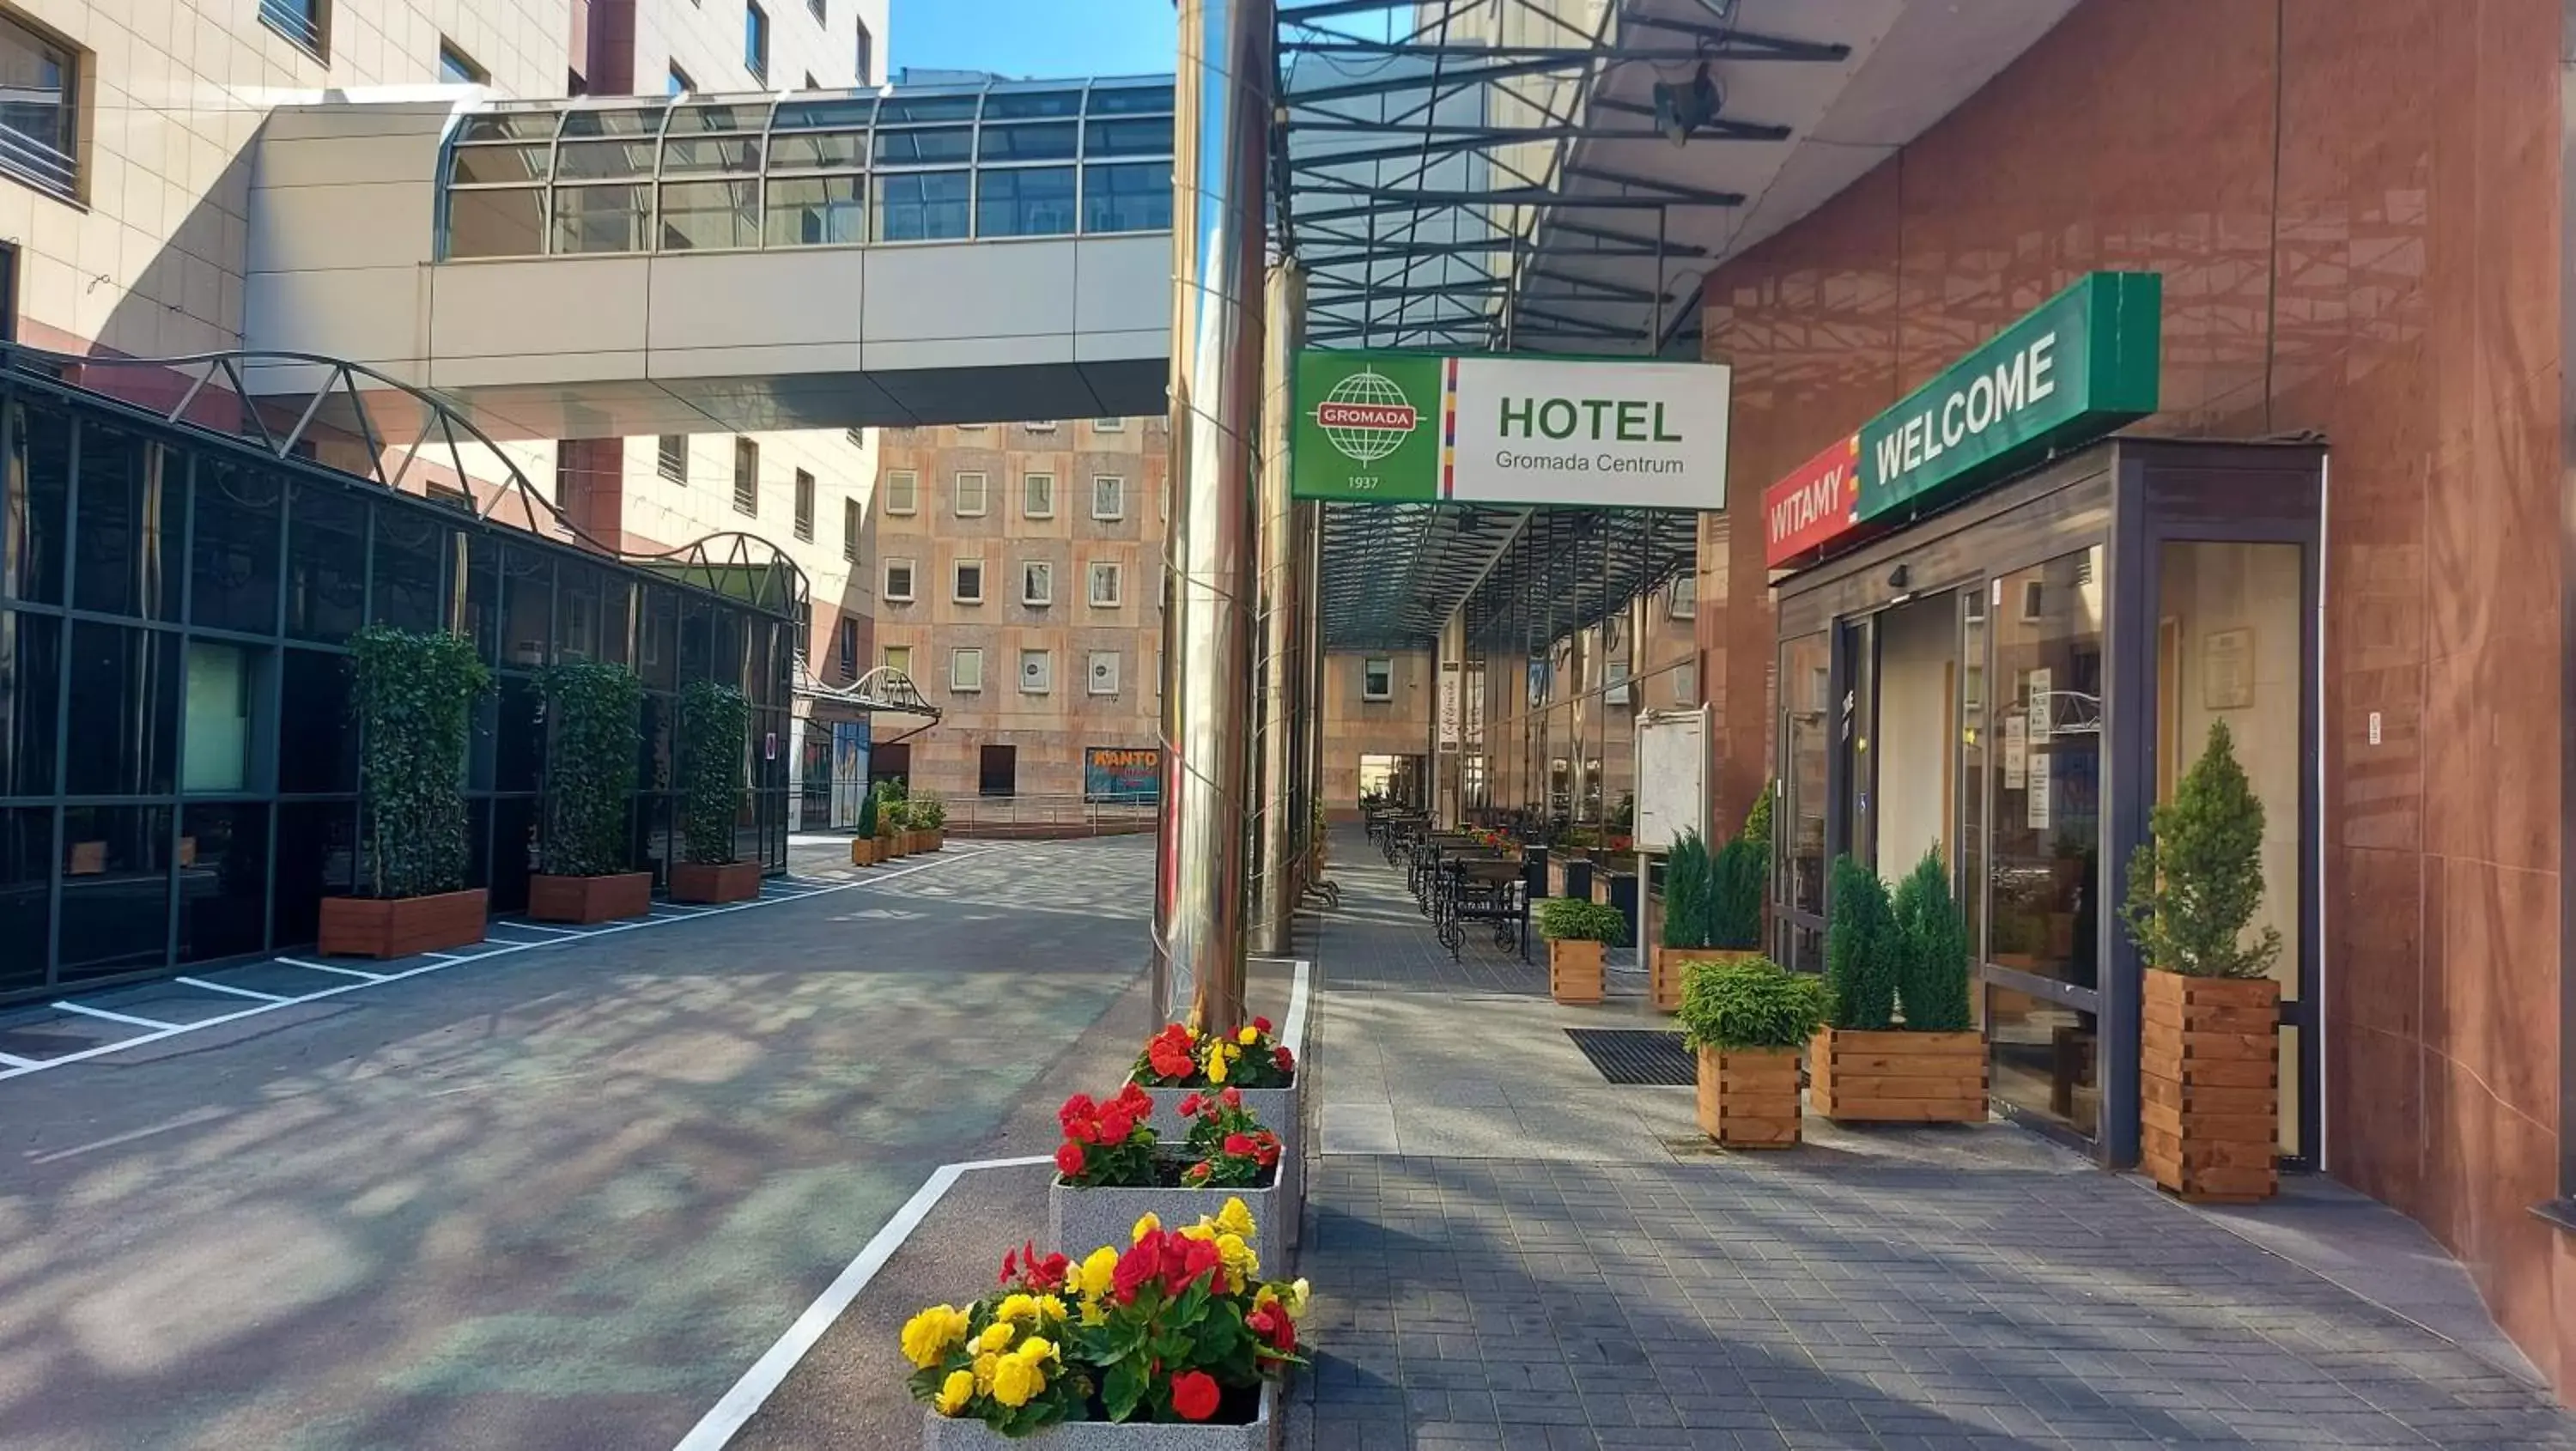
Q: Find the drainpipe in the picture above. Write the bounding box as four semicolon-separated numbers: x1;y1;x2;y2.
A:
1251;260;1303;956
1152;0;1272;1030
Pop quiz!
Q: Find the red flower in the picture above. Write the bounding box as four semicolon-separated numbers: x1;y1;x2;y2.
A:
1178;1093;1203;1117
1273;1046;1296;1073
1097;1108;1134;1144
1170;1369;1220;1422
1219;1086;1242;1108
999;1248;1018;1284
1182;1161;1212;1187
1223;1132;1255;1157
1119;1082;1154;1112
1253;1132;1280;1168
1247;1305;1297;1353
1057;1093;1096;1131
1054;1142;1085;1176
1252;1016;1273;1034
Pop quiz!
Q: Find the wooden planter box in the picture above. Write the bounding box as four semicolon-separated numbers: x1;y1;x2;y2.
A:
921;1381;1279;1449
1694;1044;1801;1149
1807;1027;1987;1123
850;837;878;867
1546;938;1604;1004
670;860;762;904
2142;970;2280;1203
319;888;488;959
528;871;653;925
1649;946;1752;1014
880;833;908;859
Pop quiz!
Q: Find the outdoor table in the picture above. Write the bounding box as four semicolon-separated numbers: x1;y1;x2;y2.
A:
1437;855;1528;961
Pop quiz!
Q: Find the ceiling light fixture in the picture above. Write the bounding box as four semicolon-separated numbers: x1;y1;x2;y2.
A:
1653;61;1722;148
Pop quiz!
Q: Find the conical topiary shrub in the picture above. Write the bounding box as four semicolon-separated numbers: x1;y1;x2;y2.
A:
1823;855;1899;1031
2123;717;2279;980
1893;846;1972;1033
1811;848;1986;1123
1651;829;1722;1013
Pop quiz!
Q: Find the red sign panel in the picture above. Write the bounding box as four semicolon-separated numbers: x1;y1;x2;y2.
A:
1762;434;1865;569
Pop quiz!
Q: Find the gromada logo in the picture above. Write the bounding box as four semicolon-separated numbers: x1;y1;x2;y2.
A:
1312;368;1420;464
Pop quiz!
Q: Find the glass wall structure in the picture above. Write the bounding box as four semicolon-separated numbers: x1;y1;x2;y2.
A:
440;76;1176;259
0;369;798;1003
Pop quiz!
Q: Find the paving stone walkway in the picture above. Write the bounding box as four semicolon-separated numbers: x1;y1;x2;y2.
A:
1290;833;2576;1450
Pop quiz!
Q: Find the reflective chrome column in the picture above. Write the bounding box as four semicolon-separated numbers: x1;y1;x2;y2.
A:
1251;260;1303;956
1153;0;1273;1029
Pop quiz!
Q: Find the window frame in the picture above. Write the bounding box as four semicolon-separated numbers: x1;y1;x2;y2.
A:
1086;561;1123;609
1021;559;1053;607
952;471;989;518
258;0;330;61
882;556;916;602
1091;475;1127;522
793;468;817;542
883;469;919;516
438;39;488;84
835;616;857;677
950;647;984;693
1019;648;1053;695
1092;417;1126;434
731;437;759;516
1087;649;1120;695
656;434;687;483
744;0;770;82
1022;472;1055;519
952;557;986;604
884;643;913;677
1363;656;1394;701
842;496;860;562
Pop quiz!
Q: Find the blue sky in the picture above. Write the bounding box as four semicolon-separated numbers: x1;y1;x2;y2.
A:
890;0;1177;79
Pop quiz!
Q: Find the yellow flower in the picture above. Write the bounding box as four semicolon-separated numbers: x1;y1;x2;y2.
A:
1077;1246;1119;1297
934;1369;975;1416
991;1353;1044;1408
976;1321;1017;1354
1213;1197;1257;1240
1078;1298;1109;1327
900;1304;971;1369
1236;1025;1259;1046
1281;1278;1310;1317
1216;1232;1259;1293
1034;1294;1068;1321
1180;1222;1215;1243
1013;1335;1058;1363
1131;1211;1162;1242
1206;1050;1229;1084
996;1293;1038;1322
972;1352;1000;1393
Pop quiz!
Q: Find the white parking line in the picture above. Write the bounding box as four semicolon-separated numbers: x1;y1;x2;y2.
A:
671;956;1313;1451
0;847;995;1085
0;1051;36;1069
495;921;585;936
174;977;289;1003
52;1002;183;1032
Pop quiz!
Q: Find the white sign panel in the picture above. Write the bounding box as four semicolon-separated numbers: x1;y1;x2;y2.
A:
1447;356;1731;511
2002;713;2027;790
1437;667;1461;750
2027;745;2052;831
1633;707;1708;853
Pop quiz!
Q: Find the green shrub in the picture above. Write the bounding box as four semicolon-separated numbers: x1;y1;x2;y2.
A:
1892;847;1972;1031
2123;719;2281;978
350;627;491;901
910;790;946;829
1660;829;1714;949
537;661;642;877
1708;837;1766;950
1535;897;1627;945
1741;779;1774;855
855;782;879;838
1824;855;1900;1029
1676;956;1828;1052
676;680;750;865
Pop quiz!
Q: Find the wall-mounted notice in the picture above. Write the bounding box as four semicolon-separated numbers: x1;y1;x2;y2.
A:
2027;745;2052;831
2002;713;2028;790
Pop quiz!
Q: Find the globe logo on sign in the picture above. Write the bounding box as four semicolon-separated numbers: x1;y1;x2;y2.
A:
1312;369;1419;464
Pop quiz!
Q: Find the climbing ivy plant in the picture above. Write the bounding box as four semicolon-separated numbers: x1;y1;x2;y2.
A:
350;626;492;900
677;680;751;865
538;661;643;877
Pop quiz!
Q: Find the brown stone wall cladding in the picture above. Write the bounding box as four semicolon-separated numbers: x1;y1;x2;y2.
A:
1807;1028;1987;1124
1694;0;2564;1390
1693;1045;1801;1150
526;871;653;925
317;889;489;959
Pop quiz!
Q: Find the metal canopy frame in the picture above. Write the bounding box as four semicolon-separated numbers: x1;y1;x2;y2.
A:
1280;0;1841;653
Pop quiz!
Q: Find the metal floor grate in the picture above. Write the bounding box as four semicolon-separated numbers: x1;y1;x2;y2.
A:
1564;1029;1696;1087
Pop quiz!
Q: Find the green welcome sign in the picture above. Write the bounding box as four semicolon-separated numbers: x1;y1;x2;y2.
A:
1292;349;1730;510
1857;271;2162;523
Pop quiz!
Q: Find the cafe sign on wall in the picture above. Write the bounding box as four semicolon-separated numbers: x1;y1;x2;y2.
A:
1293;350;1730;511
1762;271;2163;569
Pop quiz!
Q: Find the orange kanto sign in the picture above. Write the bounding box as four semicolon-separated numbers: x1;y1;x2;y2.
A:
1762;434;1864;569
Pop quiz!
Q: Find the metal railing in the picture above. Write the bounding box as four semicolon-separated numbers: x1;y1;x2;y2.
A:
942;792;1156;835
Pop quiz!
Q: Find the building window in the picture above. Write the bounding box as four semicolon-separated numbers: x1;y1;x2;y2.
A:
845;427;865;446
836;617;857;678
842;497;860;562
884;470;918;515
793;470;816;541
668;64;693;96
1093;417;1126;433
259;0;328;58
732;438;758;515
953;559;984;604
1025;420;1058;433
744;0;769;82
952;471;988;517
1023;473;1054;519
656;434;687;483
1364;657;1393;701
854;17;873;82
1668;574;1697;620
1091;476;1126;521
1087;650;1120;695
438;41;486;83
885;644;912;677
1087;562;1122;608
883;558;914;601
1020;649;1052;695
1022;561;1052;606
3;18;76;198
950;647;983;692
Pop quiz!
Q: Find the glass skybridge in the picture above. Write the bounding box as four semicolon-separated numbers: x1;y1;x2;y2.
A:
439;75;1176;260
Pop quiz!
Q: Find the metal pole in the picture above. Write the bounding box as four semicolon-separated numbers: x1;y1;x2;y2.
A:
1153;0;1272;1030
1301;503;1325;852
1252;261;1303;955
1285;497;1314;897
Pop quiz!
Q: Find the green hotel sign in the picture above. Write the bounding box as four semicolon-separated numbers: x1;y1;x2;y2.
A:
1856;271;2162;523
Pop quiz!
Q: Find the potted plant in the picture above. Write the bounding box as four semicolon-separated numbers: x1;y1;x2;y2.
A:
1047;1084;1283;1264
2124;719;2282;1203
662;682;759;903
1809;847;1986;1122
850;783;881;867
1677;955;1826;1150
1132;1020;1301;1248
906;1202;1305;1442
525;661;649;922
1651;824;1765;1013
319;626;494;957
914;789;948;852
1535;897;1625;1005
880;780;913;858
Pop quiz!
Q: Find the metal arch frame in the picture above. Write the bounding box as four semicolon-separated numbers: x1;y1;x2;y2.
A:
799;665;943;747
0;341;811;627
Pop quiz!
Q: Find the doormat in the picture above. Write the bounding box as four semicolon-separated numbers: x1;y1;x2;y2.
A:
1564;1029;1695;1086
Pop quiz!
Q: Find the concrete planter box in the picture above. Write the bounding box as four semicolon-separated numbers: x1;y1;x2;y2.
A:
1048;1168;1281;1261
527;871;653;924
920;1382;1279;1451
318;888;487;959
1133;1079;1302;1253
670;860;762;904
